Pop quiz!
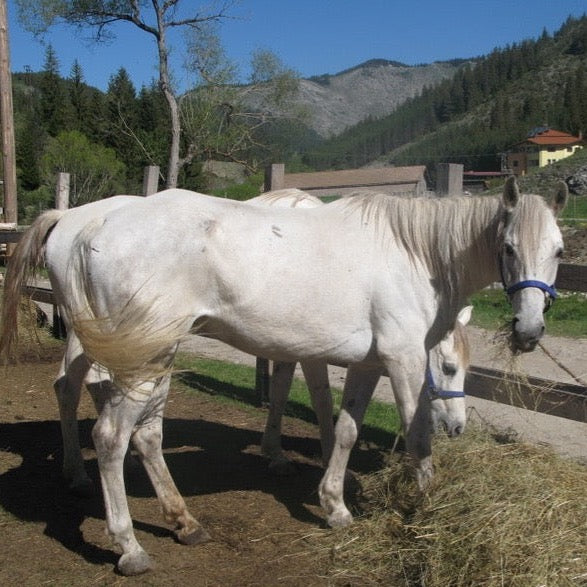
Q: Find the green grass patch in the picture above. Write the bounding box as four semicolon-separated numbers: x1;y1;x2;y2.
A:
173;355;402;445
561;193;587;224
469;288;587;337
209;172;264;201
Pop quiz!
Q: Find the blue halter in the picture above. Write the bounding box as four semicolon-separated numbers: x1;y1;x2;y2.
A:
498;255;557;312
426;366;465;400
505;279;557;300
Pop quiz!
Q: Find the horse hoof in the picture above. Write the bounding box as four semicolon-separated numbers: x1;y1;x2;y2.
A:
176;525;211;546
327;510;353;528
117;551;153;576
69;478;95;498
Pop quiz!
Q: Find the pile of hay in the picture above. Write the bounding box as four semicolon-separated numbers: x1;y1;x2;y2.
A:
314;426;586;586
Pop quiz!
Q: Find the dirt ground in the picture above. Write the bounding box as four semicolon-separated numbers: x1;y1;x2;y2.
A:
1;335;585;586
0;346;383;586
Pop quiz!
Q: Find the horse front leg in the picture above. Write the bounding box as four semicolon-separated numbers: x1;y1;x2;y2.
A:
261;361;297;472
130;375;210;547
384;351;433;490
319;365;382;528
301;361;334;467
91;382;155;576
53;333;93;495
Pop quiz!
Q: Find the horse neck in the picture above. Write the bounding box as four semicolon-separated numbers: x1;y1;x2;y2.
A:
419;196;503;341
430;195;504;316
341;192;504;311
457;196;503;295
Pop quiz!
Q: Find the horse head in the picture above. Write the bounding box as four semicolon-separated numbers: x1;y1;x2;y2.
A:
500;177;567;352
428;305;472;438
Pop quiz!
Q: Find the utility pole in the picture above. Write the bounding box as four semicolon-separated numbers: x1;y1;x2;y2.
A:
0;0;17;226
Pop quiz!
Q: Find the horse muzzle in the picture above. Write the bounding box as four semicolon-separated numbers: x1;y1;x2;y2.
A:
431;405;466;438
511;316;545;353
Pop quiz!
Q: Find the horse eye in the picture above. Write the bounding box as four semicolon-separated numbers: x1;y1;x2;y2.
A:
556;248;564;259
504;243;515;257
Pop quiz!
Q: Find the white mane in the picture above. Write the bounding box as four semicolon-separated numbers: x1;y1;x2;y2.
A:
342;191;504;299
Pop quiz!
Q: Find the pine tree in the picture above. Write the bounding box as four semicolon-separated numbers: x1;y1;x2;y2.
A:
69;60;90;131
39;44;70;135
105;68;141;181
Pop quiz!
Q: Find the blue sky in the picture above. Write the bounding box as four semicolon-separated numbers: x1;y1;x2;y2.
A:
6;0;587;92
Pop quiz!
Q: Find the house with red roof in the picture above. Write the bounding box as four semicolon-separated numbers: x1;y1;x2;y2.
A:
505;127;584;175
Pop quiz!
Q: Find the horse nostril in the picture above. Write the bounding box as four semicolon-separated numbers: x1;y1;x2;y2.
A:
449;424;464;438
442;362;457;376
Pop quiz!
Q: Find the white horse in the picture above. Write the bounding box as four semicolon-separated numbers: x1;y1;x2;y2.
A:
0;178;566;575
247;192;471;471
0;187;467;491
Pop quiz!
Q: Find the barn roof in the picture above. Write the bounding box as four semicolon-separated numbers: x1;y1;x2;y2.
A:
283;166;426;190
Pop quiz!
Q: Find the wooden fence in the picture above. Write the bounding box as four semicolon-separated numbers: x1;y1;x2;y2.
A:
1;164;586;423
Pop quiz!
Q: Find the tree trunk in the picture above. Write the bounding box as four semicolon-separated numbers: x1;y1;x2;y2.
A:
154;6;181;189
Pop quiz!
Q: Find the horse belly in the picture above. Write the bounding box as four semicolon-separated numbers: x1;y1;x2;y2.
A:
202;310;375;364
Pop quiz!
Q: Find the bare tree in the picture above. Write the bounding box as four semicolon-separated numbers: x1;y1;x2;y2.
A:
181;23;301;172
16;0;260;188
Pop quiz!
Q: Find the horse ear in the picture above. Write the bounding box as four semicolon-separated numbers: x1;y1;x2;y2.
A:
502;176;519;210
551;181;568;216
456;305;473;327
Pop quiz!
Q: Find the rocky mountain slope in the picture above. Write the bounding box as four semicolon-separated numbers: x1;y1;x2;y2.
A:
249;59;468;138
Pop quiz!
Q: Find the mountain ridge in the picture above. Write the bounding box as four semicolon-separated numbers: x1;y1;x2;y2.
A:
247;59;471;138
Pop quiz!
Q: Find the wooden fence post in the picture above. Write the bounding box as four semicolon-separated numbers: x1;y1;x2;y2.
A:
0;0;18;256
143;165;160;196
55;172;70;210
436;163;464;196
264;163;285;191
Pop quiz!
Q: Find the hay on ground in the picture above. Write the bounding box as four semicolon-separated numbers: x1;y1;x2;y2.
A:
310;425;586;586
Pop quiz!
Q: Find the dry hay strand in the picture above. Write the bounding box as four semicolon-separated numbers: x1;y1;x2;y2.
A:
310;425;587;586
485;322;568;415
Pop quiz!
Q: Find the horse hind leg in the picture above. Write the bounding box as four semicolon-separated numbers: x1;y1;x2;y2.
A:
92;381;157;575
54;334;94;496
130;375;210;548
301;361;335;467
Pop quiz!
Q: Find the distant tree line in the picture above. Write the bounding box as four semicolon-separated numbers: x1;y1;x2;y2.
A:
14;47;170;220
303;15;587;171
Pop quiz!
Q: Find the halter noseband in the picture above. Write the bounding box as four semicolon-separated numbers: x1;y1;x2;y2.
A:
498;254;557;313
426;366;465;400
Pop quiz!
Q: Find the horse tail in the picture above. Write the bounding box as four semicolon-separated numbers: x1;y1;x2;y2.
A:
65;220;190;391
0;209;65;362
